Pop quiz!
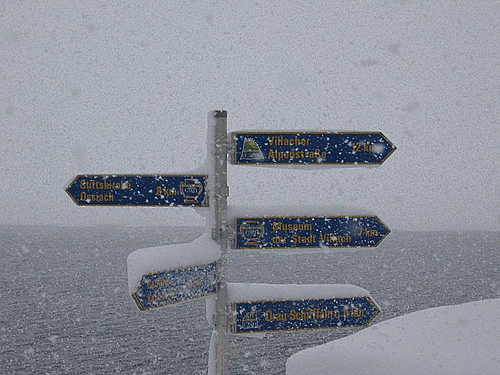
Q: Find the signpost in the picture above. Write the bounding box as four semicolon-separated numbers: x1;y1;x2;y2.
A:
132;262;218;311
235;216;390;249
66;174;208;206
231;296;380;334
232;131;396;165
68;112;396;375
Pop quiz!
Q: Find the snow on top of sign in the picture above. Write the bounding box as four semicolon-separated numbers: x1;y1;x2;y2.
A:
127;232;220;294
228;283;375;304
228;204;376;218
286;298;500;375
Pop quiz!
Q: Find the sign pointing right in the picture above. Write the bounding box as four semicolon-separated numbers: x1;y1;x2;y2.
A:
232;131;396;165
228;283;380;335
235;216;390;249
231;295;380;334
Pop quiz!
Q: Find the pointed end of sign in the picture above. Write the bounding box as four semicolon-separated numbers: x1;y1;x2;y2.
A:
373;216;391;247
366;296;382;325
378;133;397;165
66;175;83;206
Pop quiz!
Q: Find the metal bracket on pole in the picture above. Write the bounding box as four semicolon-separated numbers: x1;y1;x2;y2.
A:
212;110;229;375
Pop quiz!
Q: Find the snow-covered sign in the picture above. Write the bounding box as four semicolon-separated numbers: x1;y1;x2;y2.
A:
132;262;217;310
235;216;390;249
231;132;396;165
127;233;220;310
228;284;380;334
66;174;208;206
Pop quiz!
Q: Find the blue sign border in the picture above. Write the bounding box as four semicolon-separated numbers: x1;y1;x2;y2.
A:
66;174;209;207
235;216;390;249
231;296;380;334
232;131;396;165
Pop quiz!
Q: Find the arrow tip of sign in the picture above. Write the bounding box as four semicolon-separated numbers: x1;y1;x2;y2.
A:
378;134;397;164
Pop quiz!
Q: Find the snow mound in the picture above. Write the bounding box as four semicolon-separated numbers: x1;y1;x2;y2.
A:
127;233;220;295
286;298;500;375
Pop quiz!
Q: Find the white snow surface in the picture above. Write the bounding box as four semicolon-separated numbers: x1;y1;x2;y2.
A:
228;283;375;304
286;298;500;375
126;232;220;294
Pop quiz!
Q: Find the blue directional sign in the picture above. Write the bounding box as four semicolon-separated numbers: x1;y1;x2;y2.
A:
66;174;208;206
231;296;379;334
232;132;396;165
132;262;218;311
236;216;390;249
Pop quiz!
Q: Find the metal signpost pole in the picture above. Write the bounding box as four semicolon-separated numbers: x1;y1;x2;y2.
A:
212;110;229;375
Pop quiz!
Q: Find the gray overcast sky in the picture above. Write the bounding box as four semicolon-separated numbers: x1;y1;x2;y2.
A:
1;1;499;231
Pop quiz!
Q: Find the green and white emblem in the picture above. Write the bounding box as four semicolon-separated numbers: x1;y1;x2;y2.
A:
240;138;265;161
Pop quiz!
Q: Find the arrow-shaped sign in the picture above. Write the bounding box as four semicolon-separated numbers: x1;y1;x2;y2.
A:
232;131;396;165
235;216;390;249
231;295;380;334
66;174;208;206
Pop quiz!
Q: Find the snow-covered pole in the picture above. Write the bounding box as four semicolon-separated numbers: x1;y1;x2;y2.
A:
212;110;229;375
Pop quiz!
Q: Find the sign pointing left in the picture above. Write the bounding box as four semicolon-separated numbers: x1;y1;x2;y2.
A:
66;174;208;206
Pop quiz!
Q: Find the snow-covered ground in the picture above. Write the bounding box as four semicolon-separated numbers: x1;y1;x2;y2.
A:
287;298;500;375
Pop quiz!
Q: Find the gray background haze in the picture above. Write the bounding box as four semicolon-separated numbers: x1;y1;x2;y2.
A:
1;1;499;231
